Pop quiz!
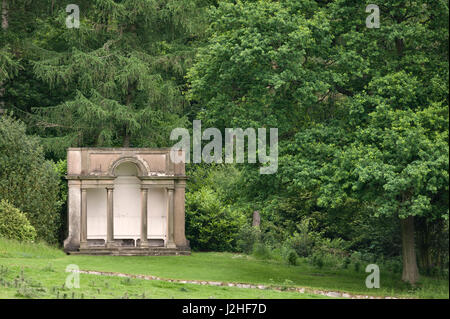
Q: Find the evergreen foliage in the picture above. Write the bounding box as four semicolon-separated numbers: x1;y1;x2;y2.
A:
0;199;37;242
0;116;61;243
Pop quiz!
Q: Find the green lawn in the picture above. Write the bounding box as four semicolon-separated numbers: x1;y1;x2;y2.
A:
0;239;448;299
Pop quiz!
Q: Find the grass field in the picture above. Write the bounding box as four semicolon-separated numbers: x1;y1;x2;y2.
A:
0;239;448;299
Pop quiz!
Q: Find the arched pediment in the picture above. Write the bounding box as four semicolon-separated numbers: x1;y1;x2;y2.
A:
108;156;149;177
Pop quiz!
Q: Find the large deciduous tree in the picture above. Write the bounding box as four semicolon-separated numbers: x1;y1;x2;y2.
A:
320;0;449;284
187;0;334;134
187;0;448;284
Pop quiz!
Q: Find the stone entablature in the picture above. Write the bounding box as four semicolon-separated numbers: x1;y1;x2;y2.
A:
67;147;186;177
64;148;189;255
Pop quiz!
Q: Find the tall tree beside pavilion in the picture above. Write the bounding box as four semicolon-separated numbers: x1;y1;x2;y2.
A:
32;0;208;156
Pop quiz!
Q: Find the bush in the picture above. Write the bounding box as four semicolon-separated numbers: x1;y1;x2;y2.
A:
342;257;351;269
383;256;403;274
348;252;363;272
236;224;261;254
252;242;272;260
309;251;325;269
287;231;314;257
0;200;37;242
285;218;321;257
286;250;298;266
54;159;68;244
305;237;351;269
186;187;244;251
0;116;62;244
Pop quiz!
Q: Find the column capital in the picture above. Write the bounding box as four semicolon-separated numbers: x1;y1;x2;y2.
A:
174;180;187;188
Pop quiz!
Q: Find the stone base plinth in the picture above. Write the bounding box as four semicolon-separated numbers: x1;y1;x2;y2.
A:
66;247;191;256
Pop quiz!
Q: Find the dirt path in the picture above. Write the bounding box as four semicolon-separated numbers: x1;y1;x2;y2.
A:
73;269;403;299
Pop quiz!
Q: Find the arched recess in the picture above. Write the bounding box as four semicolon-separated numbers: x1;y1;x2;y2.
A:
113;161;141;244
87;161;143;244
109;157;148;177
111;160;167;246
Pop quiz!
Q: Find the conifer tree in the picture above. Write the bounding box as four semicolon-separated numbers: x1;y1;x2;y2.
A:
32;0;207;155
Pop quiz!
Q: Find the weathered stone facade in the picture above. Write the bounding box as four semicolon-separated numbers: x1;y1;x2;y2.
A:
64;148;190;255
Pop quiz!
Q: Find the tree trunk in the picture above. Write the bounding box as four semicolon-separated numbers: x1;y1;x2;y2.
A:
1;0;8;30
400;216;420;284
416;218;433;274
252;211;261;228
123;132;130;147
122;84;133;147
1;0;8;112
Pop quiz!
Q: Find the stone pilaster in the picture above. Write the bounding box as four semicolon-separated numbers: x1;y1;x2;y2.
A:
140;188;149;247
166;187;176;248
174;179;188;248
80;188;88;249
106;187;115;247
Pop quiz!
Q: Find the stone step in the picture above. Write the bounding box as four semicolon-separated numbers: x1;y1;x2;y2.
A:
68;247;191;256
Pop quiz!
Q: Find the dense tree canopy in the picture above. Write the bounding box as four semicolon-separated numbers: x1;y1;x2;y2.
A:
186;0;449;283
0;0;448;284
31;0;208;156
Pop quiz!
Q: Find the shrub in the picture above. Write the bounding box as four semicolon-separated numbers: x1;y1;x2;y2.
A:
287;231;314;257
315;237;349;258
186;187;244;251
384;257;403;274
286;250;298;266
0;200;37;242
54;159;68;244
309;251;325;269
348;251;363;272
353;260;362;272
342;257;351;269
252;242;272;260
305;237;351;269
285;218;321;257
236;224;261;254
0;116;62;244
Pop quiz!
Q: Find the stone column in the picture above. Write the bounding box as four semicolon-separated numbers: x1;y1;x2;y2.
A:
80;188;88;249
166;187;176;248
173;180;188;248
64;180;81;251
140;188;149;247
106;187;115;248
